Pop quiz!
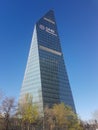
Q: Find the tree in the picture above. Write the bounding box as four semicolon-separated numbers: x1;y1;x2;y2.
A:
44;106;55;130
93;110;98;121
17;94;39;130
0;97;16;130
44;103;83;130
52;103;83;130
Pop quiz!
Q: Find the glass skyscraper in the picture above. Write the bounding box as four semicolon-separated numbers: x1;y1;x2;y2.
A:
19;10;76;112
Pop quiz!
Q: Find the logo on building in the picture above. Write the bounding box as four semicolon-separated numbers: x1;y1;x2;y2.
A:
39;24;57;36
39;24;45;30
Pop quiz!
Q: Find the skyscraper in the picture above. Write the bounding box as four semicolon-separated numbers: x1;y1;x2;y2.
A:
19;10;76;112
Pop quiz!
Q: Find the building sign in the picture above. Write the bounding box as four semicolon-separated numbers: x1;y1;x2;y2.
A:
39;24;45;30
39;24;57;36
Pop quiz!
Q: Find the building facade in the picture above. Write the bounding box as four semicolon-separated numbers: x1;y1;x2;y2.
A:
19;10;76;112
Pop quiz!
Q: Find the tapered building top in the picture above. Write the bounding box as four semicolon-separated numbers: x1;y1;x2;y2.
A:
38;10;56;23
19;10;76;113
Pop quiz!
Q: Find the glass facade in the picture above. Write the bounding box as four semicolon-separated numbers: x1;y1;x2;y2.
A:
19;10;76;112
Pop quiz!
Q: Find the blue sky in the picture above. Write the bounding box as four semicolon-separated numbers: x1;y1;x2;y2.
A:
0;0;98;120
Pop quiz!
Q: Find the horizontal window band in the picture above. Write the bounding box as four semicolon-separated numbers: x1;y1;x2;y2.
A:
39;45;62;56
44;17;55;24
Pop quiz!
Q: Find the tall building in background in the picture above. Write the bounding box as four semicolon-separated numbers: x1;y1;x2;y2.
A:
19;10;76;112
